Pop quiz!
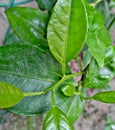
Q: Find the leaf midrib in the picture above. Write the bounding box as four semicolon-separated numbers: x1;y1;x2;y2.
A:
63;0;72;75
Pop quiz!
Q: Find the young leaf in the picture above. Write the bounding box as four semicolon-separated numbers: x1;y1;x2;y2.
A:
36;0;56;11
43;106;74;130
91;91;115;103
86;26;111;67
6;7;49;50
0;82;24;108
85;2;105;33
0;44;62;115
47;0;87;74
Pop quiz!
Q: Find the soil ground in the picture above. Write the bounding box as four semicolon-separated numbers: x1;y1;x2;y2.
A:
0;1;115;130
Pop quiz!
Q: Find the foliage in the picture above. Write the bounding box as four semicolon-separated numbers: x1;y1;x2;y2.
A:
0;0;115;129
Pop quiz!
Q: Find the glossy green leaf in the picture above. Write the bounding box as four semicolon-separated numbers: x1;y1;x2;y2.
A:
43;106;74;130
4;33;21;45
55;86;85;123
0;82;24;108
0;44;62;115
91;91;115;103
36;0;56;11
84;59;114;88
86;26;111;67
84;46;115;88
85;2;105;33
61;84;76;97
47;0;87;73
6;7;49;50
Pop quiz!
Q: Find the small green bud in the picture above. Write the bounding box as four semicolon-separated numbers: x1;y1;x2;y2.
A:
61;84;76;97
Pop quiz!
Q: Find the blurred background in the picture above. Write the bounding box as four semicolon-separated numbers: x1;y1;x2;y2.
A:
0;0;115;130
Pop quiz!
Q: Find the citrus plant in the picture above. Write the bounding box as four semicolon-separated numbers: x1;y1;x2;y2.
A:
0;0;115;129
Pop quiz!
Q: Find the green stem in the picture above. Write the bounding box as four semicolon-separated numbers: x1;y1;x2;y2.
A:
44;71;84;93
24;71;84;97
62;64;66;76
90;0;103;7
24;91;44;97
75;92;81;95
51;89;55;106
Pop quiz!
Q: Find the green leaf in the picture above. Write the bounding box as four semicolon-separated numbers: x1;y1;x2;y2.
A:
96;0;110;20
43;106;74;130
4;33;21;45
6;7;49;50
85;2;105;33
55;86;85;123
86;26;111;67
0;44;62;115
84;59;114;88
36;0;56;11
91;91;115;103
61;84;76;97
0;82;24;108
84;46;115;88
47;0;87;74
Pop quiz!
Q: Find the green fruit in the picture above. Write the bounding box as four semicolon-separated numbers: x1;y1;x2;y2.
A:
61;84;76;97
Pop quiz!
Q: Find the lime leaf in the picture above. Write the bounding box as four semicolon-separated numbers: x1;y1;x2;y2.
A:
84;59;115;88
0;82;24;108
0;44;62;115
47;0;87;74
86;26;111;67
43;106;74;130
6;7;49;50
85;2;105;33
91;91;115;103
84;46;115;89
